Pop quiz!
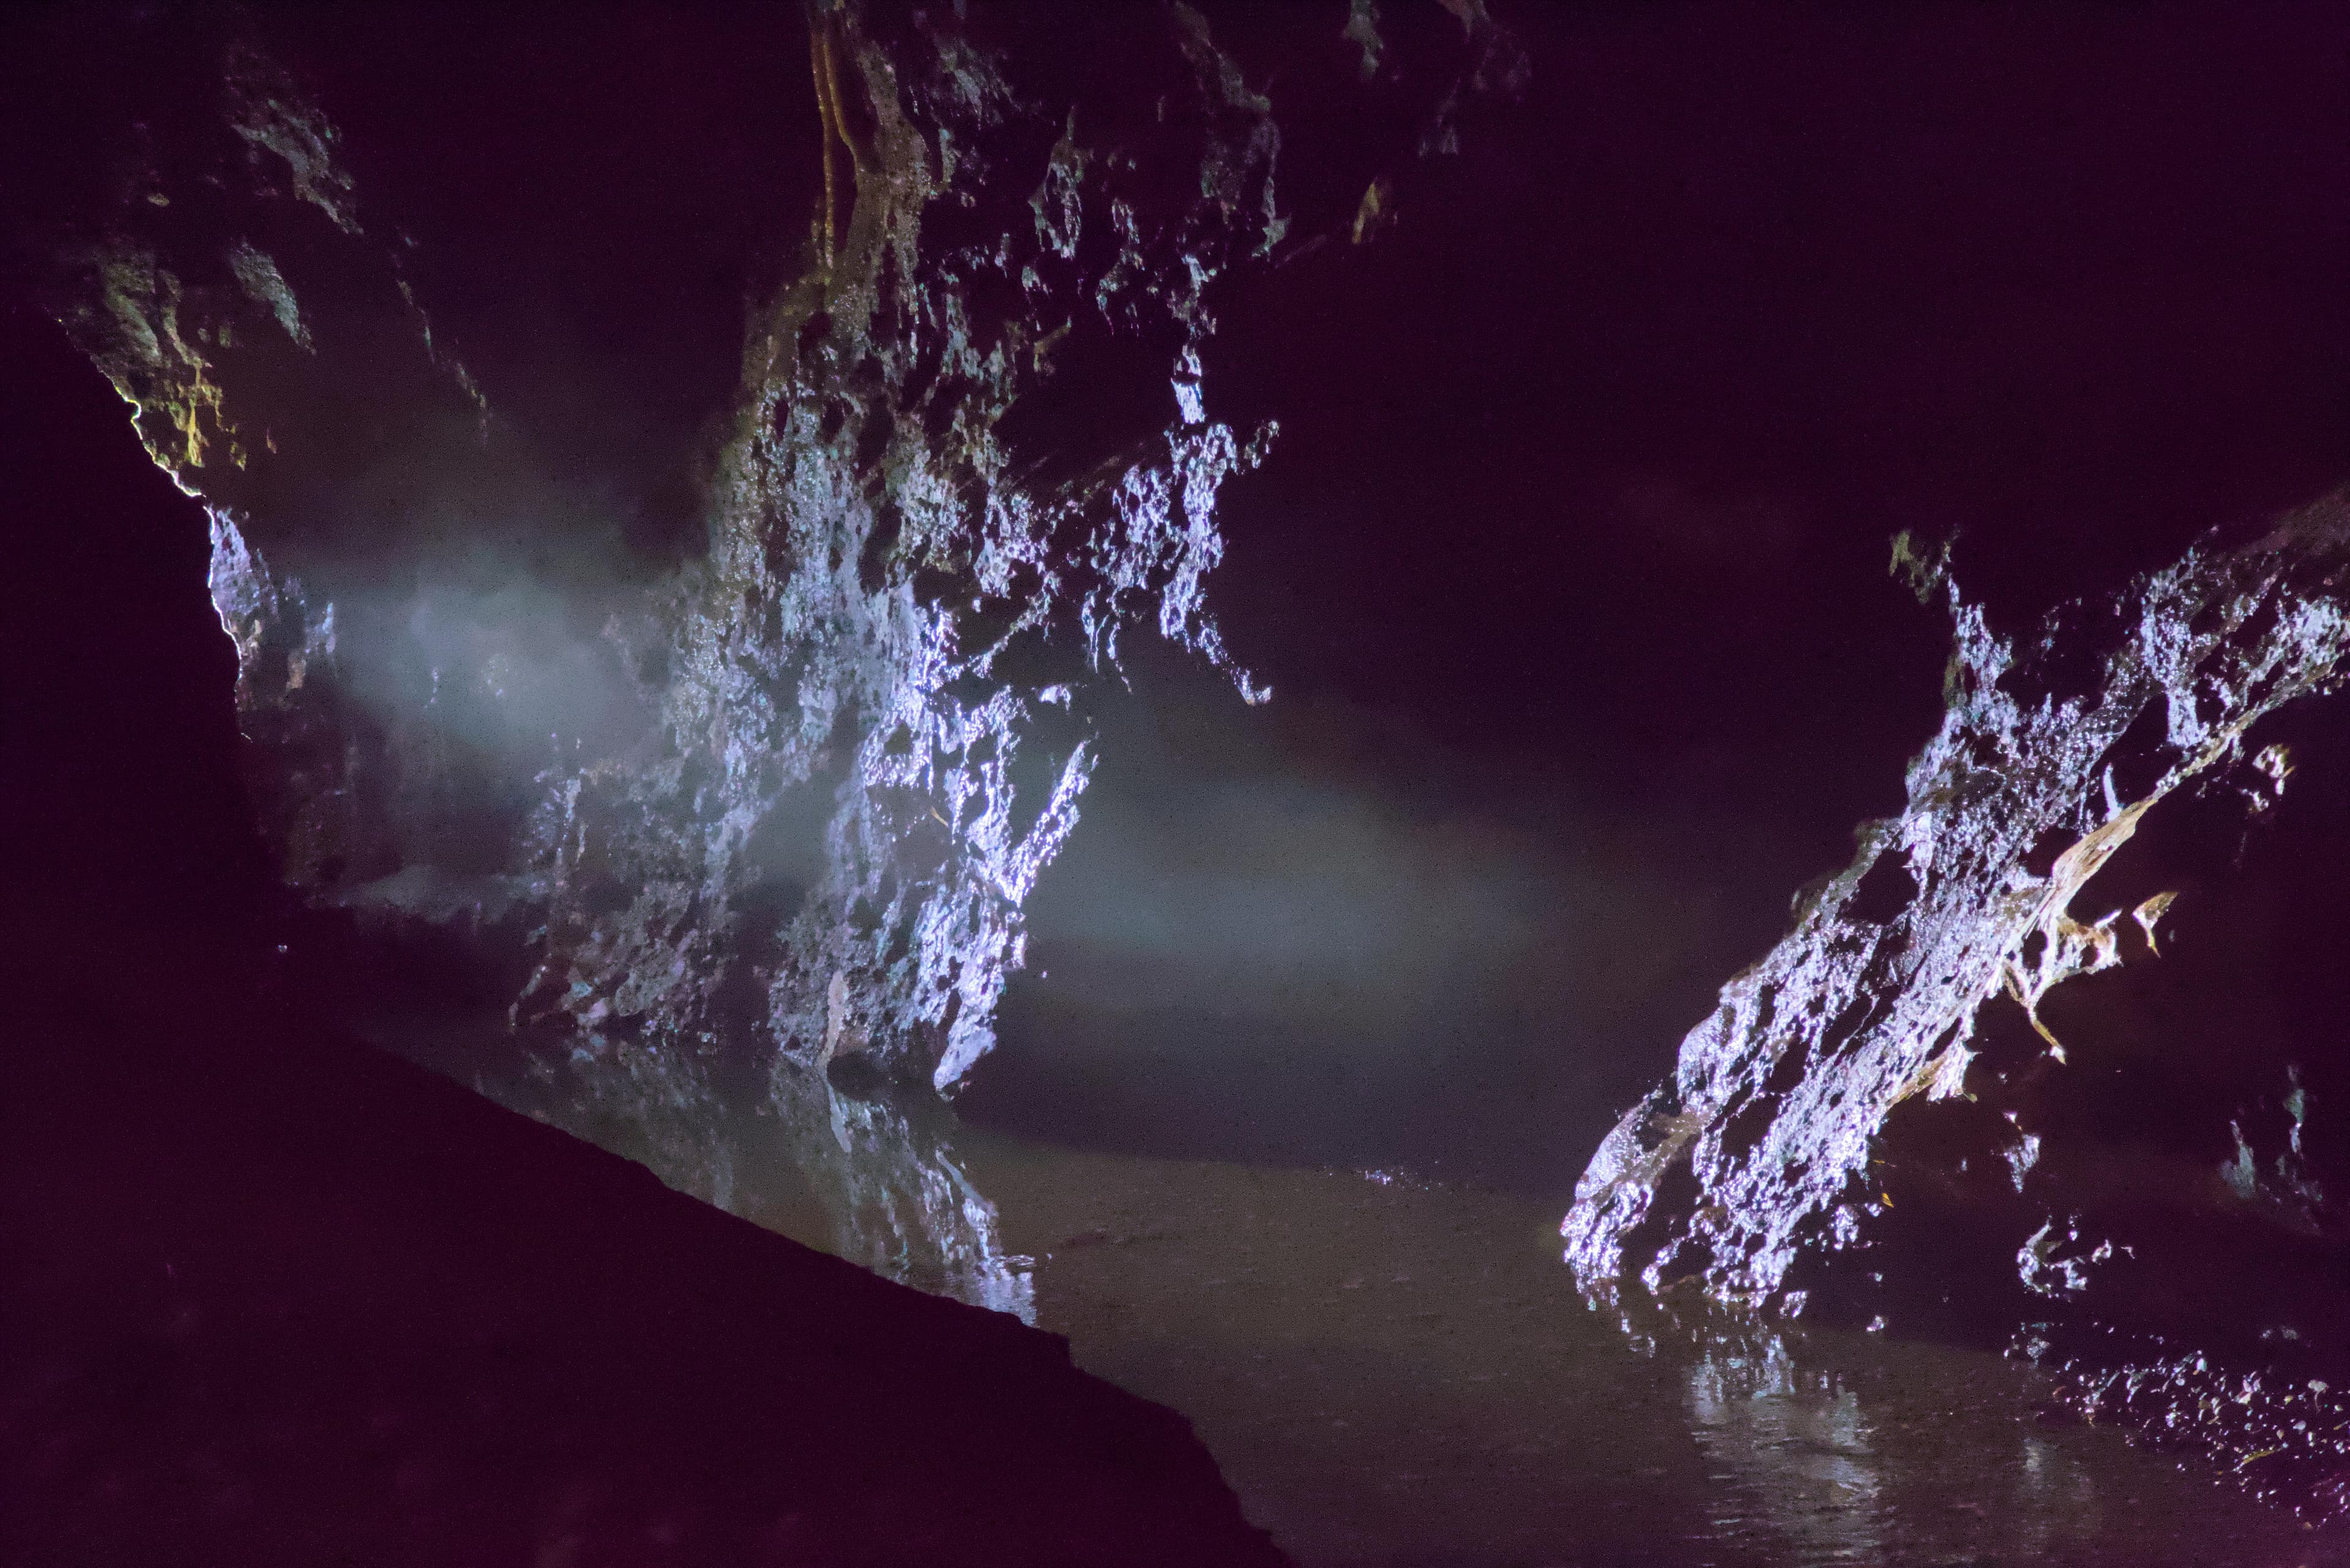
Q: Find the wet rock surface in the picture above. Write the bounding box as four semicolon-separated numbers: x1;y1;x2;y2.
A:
795;1124;2347;1566
0;297;1287;1568
15;1;2343;1547
1565;491;2350;1511
4;0;1516;1298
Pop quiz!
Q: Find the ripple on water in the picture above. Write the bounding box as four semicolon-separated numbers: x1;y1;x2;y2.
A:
953;1131;2344;1568
409;1031;2344;1568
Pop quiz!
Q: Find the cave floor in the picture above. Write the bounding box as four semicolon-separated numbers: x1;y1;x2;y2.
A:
392;1010;2341;1568
940;1133;2333;1568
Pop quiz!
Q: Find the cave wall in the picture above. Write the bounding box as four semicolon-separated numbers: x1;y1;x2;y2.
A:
0;297;270;970
0;326;1289;1559
5;0;1520;1303
1563;490;2350;1504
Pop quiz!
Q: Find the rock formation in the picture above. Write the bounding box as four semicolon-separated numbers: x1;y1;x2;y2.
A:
7;1;1520;1305
1565;489;2350;1510
0;256;1297;1567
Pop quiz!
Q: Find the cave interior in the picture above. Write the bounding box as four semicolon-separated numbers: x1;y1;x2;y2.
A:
2;2;2346;1564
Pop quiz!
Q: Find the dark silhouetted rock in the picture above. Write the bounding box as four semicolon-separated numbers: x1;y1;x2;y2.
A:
0;300;1287;1568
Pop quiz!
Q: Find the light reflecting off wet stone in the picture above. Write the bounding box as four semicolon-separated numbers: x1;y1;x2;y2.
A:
1685;1338;1889;1564
391;1029;2345;1566
382;1019;1038;1321
955;1136;2343;1568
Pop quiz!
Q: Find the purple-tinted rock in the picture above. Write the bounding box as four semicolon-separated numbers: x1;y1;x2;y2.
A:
0;295;1290;1568
17;2;1516;1301
1565;488;2350;1509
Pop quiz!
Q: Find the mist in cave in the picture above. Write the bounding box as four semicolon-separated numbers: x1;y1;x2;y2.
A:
4;2;2347;1564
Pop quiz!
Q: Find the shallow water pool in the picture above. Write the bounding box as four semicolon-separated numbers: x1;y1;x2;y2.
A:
938;1132;2334;1567
396;1018;2340;1568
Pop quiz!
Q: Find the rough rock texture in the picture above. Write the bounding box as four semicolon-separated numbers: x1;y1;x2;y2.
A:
8;2;515;908
0;304;1289;1568
24;21;490;513
499;0;1518;1097
1565;488;2350;1508
9;1;1519;1305
512;2;1299;1098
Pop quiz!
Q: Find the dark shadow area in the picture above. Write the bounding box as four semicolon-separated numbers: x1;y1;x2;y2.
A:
961;646;1819;1194
250;0;822;570
4;1;2348;1556
0;303;1285;1568
968;1;2346;1196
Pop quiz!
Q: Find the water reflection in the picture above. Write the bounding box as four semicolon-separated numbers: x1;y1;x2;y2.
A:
389;1023;1038;1321
958;1143;2327;1568
1601;1297;2133;1566
383;1027;2336;1566
777;1067;1035;1320
1684;1333;1886;1564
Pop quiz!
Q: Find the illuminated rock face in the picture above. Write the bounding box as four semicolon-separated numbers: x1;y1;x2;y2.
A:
43;9;1290;1094
509;6;1295;1099
26;1;1515;1303
1565;490;2350;1504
